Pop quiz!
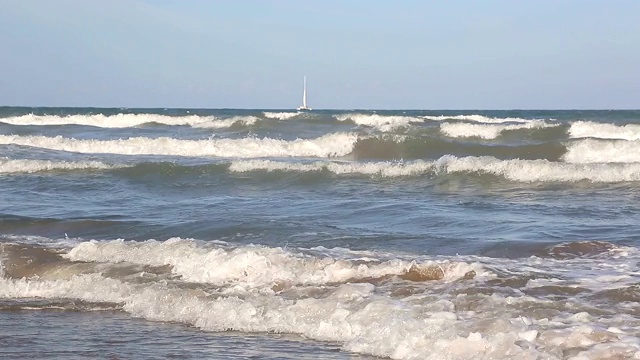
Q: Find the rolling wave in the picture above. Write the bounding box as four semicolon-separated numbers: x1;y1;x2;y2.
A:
0;158;117;173
4;155;638;183
0;133;358;158
563;139;640;163
422;114;538;123
335;114;424;131
263;112;300;120
440;121;559;139
331;113;560;136
2;238;639;359
229;159;434;177
230;156;640;183
64;238;481;286
0;113;215;128
0;133;568;162
191;115;260;129
569;121;640;141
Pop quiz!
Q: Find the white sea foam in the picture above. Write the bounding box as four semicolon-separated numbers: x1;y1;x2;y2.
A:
0;133;359;158
230;159;434;177
0;158;117;173
64;238;484;287
263;112;299;120
0;113;215;128
569;121;640;141
3;238;640;359
563;139;640;164
422;114;535;123
7;272;640;360
191;116;260;129
335;114;423;131
440;121;558;139
0;273;549;360
437;155;640;182
229;156;640;183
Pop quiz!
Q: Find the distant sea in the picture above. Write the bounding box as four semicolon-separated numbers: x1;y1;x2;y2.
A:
2;107;640;359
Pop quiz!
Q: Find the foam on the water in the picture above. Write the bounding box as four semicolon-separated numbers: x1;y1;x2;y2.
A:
569;121;640;141
440;121;558;139
0;158;117;173
229;159;434;177
422;114;535;124
229;156;640;182
437;155;640;182
64;238;484;287
0;113;215;128
263;112;299;120
335;114;423;131
563;139;640;163
190;115;260;129
0;133;359;158
5;154;636;183
2;238;640;359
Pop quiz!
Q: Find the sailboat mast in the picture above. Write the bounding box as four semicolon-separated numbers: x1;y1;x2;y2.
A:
302;76;307;108
297;75;311;111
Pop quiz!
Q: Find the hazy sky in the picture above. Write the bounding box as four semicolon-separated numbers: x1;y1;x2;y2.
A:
1;0;639;109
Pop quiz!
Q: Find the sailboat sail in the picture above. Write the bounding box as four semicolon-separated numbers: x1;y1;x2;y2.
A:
302;76;307;108
297;76;311;111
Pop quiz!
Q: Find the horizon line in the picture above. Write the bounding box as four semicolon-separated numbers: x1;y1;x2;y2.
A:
1;105;639;112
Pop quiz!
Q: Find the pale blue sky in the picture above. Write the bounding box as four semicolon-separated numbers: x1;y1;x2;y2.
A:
1;0;638;109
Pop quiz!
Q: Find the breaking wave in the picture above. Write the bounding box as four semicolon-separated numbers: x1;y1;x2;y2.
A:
0;113;216;128
440;121;559;139
0;133;359;158
229;156;640;183
563;139;640;163
190;116;260;129
335;114;424;131
569;121;640;141
63;239;482;287
0;158;117;173
2;238;640;359
263;112;299;120
422;114;536;123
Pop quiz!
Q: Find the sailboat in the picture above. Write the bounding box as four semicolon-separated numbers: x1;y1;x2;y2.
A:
297;76;312;111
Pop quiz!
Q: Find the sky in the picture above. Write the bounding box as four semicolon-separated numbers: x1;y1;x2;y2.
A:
0;0;639;109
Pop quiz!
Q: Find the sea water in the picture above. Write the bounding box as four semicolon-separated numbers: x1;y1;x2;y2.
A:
1;107;640;359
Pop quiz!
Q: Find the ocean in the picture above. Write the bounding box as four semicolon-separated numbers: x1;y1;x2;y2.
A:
1;107;640;359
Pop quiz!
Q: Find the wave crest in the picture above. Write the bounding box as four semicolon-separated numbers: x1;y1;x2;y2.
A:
0;113;216;128
563;139;640;163
440;121;558;139
569;121;640;141
335;114;423;131
0;133;359;158
0;158;117;173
